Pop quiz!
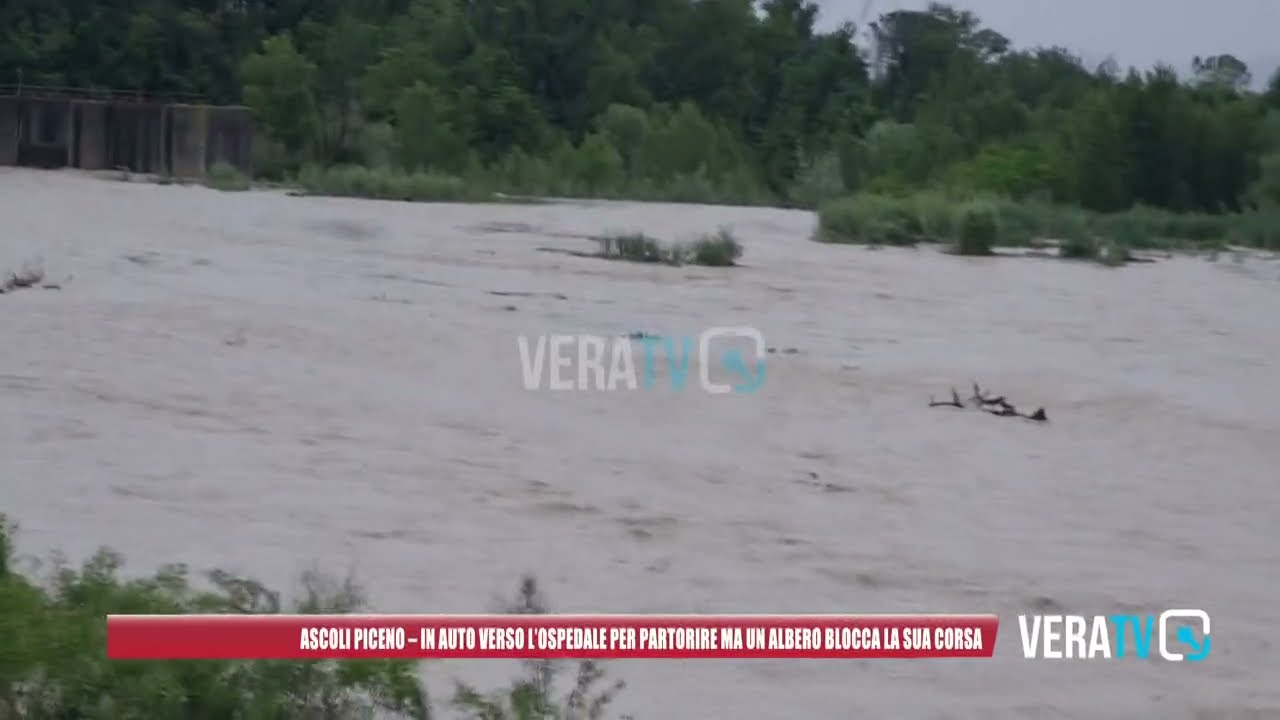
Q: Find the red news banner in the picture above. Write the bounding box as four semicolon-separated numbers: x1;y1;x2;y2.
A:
107;614;999;660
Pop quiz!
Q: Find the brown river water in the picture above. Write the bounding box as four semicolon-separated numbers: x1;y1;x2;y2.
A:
2;168;1277;718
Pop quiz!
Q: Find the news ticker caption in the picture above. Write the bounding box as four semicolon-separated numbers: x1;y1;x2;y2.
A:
107;614;998;660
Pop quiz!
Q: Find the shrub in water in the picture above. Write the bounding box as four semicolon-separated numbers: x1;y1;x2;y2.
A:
954;202;998;255
596;233;669;263
687;227;744;267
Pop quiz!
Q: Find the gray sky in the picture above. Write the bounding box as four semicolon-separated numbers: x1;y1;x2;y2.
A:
814;0;1279;86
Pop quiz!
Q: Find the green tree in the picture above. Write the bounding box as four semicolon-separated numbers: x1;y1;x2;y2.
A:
241;34;320;157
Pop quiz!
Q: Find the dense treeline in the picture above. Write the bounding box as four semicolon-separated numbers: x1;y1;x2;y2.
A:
4;0;1280;215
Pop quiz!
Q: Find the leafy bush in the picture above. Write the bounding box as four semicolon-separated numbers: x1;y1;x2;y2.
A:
989;198;1044;245
0;515;630;720
204;162;252;192
787;152;847;207
1091;206;1229;249
1058;233;1099;260
686;227;744;267
595;232;670;264
953;202;998;255
814;194;925;245
912;192;956;241
1227;210;1280;249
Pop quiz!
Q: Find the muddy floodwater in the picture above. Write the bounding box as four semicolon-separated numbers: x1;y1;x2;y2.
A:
2;168;1278;718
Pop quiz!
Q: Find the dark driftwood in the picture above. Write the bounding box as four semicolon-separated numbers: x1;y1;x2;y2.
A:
928;387;965;409
970;382;1010;408
931;382;1049;422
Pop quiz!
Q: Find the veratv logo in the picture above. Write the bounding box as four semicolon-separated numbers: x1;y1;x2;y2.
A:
1018;610;1210;661
517;327;766;395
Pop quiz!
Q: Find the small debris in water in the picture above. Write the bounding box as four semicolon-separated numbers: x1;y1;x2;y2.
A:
1;266;53;295
928;381;1049;422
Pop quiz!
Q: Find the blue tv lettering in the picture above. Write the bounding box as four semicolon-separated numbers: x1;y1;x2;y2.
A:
1110;615;1154;659
721;347;765;394
1177;626;1211;662
663;336;691;390
638;336;661;389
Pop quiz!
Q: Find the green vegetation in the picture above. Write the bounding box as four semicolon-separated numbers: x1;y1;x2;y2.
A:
294;164;484;202
688;228;746;267
0;515;628;720
954;202;998;256
6;0;1280;229
594;227;744;267
205;162;253;192
815;190;1279;263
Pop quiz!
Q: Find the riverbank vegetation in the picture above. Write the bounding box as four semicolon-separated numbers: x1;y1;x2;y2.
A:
0;515;628;719
5;0;1280;251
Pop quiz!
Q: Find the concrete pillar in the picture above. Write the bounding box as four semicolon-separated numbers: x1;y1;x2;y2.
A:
0;97;18;165
207;106;254;178
75;100;109;169
169;104;209;178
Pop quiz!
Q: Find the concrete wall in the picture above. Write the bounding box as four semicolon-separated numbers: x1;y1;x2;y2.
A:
206;106;253;177
75;101;109;170
105;103;166;174
169;105;209;178
0;95;252;179
4;98;74;168
0;97;18;165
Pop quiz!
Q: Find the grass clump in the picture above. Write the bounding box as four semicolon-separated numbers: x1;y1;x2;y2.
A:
595;228;744;267
685;227;744;267
596;232;670;263
0;515;630;720
204;161;252;192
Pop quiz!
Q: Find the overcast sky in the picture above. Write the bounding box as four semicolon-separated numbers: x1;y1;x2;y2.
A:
814;0;1279;86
